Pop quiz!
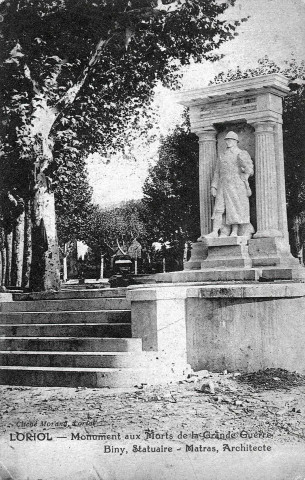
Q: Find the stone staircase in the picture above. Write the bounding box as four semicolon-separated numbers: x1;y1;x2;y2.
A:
0;288;161;388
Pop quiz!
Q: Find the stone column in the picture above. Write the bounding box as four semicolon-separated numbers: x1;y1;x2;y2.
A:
198;127;217;239
248;120;299;273
252;122;282;238
273;121;289;242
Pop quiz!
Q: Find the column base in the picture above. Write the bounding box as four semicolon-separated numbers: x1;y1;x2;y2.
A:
249;237;299;267
0;292;13;302
253;229;282;238
201;236;251;269
258;266;305;281
184;241;208;270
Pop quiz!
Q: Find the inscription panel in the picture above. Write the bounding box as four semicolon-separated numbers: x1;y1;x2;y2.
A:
200;96;257;117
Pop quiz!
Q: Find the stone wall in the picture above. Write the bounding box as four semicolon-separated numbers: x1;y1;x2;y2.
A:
186;294;305;373
128;283;305;374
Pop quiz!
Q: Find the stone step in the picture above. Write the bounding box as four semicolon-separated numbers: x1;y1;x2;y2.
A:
201;258;251;269
0;366;157;388
0;310;131;325
62;282;110;290
0;297;129;313
154;268;259;283
0;351;158;369
0;337;142;352
0;323;132;337
13;288;127;302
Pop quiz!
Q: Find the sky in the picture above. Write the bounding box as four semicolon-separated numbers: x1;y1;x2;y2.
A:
87;0;305;207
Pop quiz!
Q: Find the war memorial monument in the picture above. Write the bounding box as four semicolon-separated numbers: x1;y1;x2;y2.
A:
128;73;305;377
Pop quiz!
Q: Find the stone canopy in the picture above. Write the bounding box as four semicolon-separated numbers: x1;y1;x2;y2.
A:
176;73;289;130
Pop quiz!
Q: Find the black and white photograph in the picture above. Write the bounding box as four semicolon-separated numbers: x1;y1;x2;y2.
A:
0;0;305;479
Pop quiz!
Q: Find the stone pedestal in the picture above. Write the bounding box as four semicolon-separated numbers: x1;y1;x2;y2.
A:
201;237;251;269
128;283;305;374
248;236;304;280
249;237;298;267
184;242;207;270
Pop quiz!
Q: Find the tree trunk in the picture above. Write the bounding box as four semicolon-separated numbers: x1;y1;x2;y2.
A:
5;231;13;286
1;228;6;288
11;211;25;287
25;95;60;291
1;250;6;287
100;254;104;280
289;215;301;258
29;183;60;291
0;247;2;286
63;243;68;283
0;227;4;287
22;199;32;290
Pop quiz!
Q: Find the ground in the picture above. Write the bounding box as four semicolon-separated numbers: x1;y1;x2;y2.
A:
0;369;305;480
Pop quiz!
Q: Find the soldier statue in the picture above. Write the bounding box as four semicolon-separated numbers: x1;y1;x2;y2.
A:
206;131;254;238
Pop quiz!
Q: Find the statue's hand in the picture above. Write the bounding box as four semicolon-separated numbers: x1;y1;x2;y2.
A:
211;187;217;197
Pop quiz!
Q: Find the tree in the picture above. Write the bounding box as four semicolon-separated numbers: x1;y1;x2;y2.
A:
86;200;147;253
0;0;243;290
83;200;147;275
52;146;94;282
52;150;94;247
143;121;200;268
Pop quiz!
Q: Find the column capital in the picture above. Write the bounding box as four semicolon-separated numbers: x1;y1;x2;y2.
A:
196;126;217;142
249;120;276;133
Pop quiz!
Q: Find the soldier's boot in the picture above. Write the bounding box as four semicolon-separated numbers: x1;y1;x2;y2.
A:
230;224;238;237
205;214;222;238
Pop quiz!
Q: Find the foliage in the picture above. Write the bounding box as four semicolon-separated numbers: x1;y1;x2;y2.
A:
51;147;94;247
85;200;147;255
142;120;199;266
0;0;243;172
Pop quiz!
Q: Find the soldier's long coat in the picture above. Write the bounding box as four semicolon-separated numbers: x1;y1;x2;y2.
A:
211;146;254;225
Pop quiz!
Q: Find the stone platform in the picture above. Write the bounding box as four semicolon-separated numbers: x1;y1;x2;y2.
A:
127;282;305;374
183;236;305;282
154;266;305;283
201;236;252;269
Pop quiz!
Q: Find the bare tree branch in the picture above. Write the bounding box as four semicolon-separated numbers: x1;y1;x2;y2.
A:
54;33;117;116
23;63;40;95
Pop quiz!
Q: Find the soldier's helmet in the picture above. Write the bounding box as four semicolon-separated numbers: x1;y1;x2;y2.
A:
224;131;239;142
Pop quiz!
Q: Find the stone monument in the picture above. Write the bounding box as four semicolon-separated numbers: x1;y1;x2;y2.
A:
176;73;303;281
127;74;305;378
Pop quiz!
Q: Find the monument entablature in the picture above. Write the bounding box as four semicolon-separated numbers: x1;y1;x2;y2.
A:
176;73;289;131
